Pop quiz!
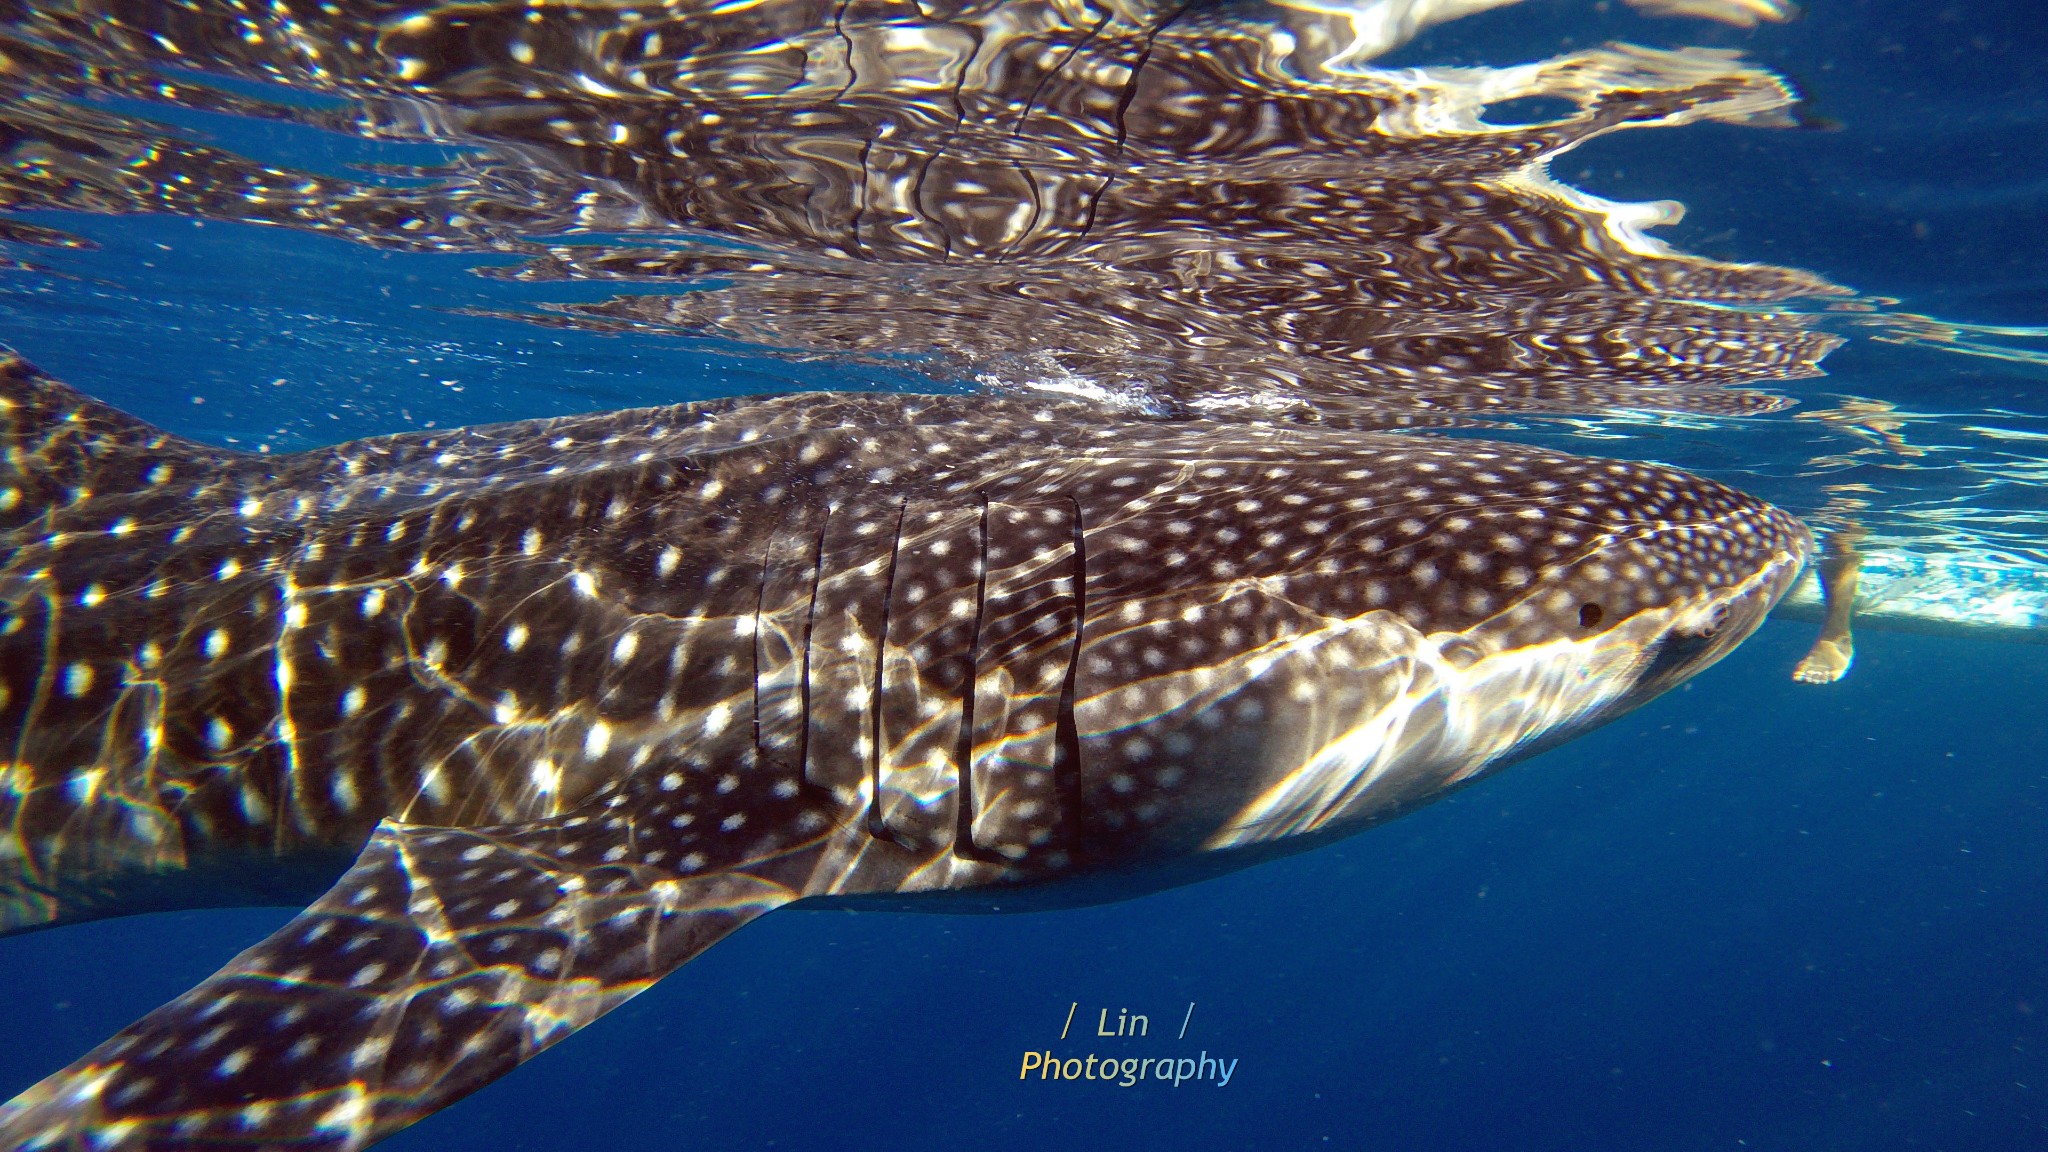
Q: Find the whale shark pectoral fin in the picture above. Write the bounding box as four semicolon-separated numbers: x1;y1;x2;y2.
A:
0;811;811;1151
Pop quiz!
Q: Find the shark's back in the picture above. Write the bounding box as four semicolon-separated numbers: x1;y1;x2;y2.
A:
2;359;817;931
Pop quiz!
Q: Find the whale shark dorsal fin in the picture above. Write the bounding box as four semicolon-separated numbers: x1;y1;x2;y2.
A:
0;772;818;1150
0;351;229;524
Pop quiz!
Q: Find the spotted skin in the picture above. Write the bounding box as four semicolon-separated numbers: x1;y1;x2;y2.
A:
0;352;1808;1148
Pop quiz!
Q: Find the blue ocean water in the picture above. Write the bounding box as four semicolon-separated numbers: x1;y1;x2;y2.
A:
2;0;2046;1149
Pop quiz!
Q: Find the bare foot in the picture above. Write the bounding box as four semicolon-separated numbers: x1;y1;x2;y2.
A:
1792;524;1864;684
1792;635;1853;683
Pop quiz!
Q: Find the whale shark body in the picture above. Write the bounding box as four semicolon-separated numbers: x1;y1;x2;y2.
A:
0;352;1807;1148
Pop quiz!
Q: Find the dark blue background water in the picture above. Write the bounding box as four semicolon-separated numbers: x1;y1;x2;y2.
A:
3;0;2046;1149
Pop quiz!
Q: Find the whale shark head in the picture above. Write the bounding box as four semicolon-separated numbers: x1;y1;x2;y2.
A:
980;427;1812;862
716;408;1816;886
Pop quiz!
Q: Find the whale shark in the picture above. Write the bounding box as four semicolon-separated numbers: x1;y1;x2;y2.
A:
0;351;1807;1148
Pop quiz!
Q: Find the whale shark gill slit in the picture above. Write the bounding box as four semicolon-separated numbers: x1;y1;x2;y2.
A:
1054;497;1089;856
867;500;912;849
951;496;999;864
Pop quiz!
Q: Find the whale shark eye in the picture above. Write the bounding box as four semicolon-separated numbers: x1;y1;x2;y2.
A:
1577;602;1605;629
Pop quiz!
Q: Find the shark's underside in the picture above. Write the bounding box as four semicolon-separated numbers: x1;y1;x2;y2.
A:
0;352;1806;1148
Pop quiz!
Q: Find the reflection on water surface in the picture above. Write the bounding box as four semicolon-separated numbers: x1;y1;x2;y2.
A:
2;0;1847;425
1;0;2044;627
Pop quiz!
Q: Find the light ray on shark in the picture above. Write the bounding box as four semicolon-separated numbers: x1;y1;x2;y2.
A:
0;351;1805;1148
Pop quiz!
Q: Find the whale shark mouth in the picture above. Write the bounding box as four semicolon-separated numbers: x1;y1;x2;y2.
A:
1196;525;1806;850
